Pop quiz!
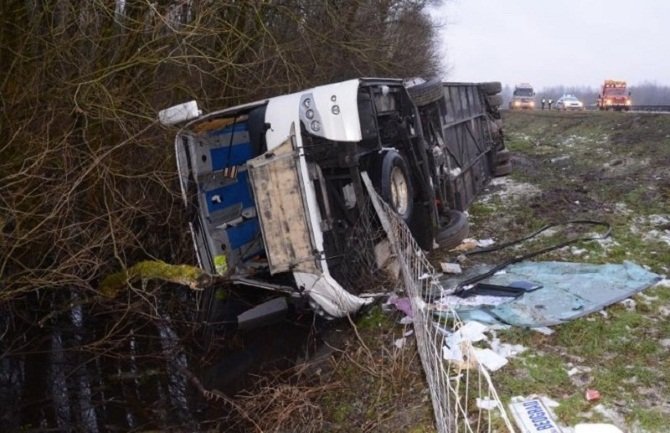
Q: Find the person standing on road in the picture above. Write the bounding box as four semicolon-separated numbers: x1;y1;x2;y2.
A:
548;98;553;110
541;98;546;110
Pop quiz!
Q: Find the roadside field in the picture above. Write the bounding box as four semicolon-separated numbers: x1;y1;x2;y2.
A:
460;110;670;431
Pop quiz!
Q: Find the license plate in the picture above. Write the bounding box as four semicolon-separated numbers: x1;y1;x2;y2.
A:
508;397;563;433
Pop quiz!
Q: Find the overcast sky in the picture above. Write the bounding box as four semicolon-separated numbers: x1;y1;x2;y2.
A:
434;0;670;89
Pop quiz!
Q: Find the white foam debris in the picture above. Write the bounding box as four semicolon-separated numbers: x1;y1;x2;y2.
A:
440;262;462;274
490;337;526;358
473;348;508;371
476;397;499;411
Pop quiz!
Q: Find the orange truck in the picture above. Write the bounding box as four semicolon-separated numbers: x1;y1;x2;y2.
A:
597;80;632;111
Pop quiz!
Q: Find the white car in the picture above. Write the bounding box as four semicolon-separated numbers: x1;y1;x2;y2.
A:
555;95;585;111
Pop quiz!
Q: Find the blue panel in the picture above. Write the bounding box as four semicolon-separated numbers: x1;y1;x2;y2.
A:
210;143;254;170
438;261;660;327
207;123;249;136
205;171;255;214
226;218;260;249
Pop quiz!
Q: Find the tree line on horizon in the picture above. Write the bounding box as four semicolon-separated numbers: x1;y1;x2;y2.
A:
501;81;670;106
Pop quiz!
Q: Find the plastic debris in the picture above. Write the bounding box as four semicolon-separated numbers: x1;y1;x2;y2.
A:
476;397;499;410
585;388;601;401
441;262;463;274
394;337;406;349
574;423;623;433
454;321;488;342
476;238;495;248
531;327;555;335
450;239;478;252
388;296;413;317
473;348;508;371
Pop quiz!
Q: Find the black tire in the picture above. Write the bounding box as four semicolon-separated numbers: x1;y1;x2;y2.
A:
408;203;435;251
486;94;503;108
407;79;443;107
479;81;502;95
380;152;414;222
494;160;513;176
435;210;469;250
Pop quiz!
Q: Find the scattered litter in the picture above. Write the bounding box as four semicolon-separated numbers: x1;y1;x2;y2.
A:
659;338;670;349
531;327;555;335
388;295;413;317
399;316;413;325
437;294;509;310
567;365;594;378
441;262;462;274
394;337;406;349
476;397;499;410
403;329;414;337
574;423;623;433
490;337;526;358
473;348;508;371
477;238;495;248
450;238;478;252
619;298;636;311
509;396;564;433
455;321;489;342
442;342;465;363
585;388;601;401
450;238;495;251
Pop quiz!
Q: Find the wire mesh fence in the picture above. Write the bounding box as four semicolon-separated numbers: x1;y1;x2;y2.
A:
361;173;516;433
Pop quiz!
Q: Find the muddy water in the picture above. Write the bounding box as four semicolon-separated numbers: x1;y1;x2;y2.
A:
0;288;314;432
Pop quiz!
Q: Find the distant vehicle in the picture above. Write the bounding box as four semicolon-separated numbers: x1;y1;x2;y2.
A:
555;95;585;111
597;80;631;111
509;83;535;110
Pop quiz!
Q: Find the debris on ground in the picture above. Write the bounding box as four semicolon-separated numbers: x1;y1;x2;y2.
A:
437;261;660;327
386;295;413;317
574;423;624;433
439;320;525;372
440;262;462;274
450;238;496;252
476;397;499;410
585;388;601;402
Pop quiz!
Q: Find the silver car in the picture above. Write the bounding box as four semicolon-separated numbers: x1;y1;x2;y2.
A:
555;95;585;111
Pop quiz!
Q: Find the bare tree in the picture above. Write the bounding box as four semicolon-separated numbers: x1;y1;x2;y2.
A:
0;0;443;430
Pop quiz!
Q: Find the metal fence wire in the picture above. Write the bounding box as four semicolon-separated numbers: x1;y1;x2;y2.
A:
360;173;517;433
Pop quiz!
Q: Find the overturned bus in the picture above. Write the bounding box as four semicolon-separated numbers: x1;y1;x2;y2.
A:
161;78;509;321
